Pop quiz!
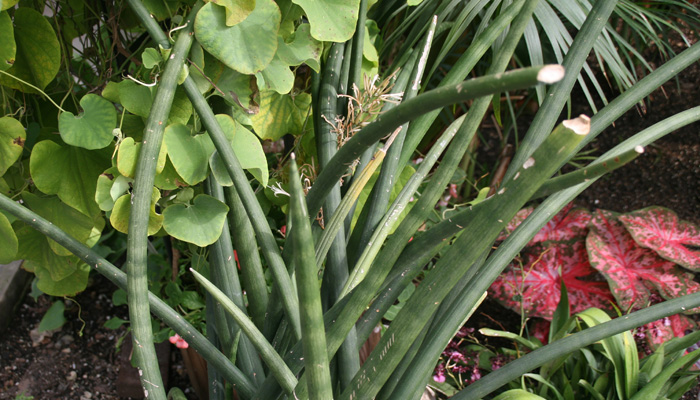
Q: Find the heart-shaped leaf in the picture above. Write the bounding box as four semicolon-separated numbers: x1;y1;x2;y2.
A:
30;140;111;218
0;8;60;92
119;80;153;118
0;11;16;72
209;115;268;186
164;123;216;185
195;0;280;74
291;0;360;42
163;194;229;246
211;0;256;26
59;94;117;150
27;258;90;296
22;193;98;257
490;241;614;320
0;211;17;263
275;24;322;72
256;55;294;94
110;188;163;235
586;209;700;312
618;206;700;270
499;203;591;245
142;47;162;69
116;137;168;178
250;91;296;141
0;116;25;176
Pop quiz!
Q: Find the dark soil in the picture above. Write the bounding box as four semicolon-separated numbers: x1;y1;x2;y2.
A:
0;273;195;400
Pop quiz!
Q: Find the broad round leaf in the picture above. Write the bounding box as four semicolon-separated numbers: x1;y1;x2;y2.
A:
119;80;153;118
15;222;80;282
163;194;229;246
1;0;20;11
0;11;16;72
30;259;90;297
0;116;25;176
209;115;268;187
117;137;168;178
276;24;322;72
291;0;360;42
256;55;294;94
164;123;216;185
211;0;256;26
110;188;163;236
195;0;281;74
30;140;111;218
22;193;96;257
59;94;117;150
0;8;60;92
250;91;295;141
0;211;17;263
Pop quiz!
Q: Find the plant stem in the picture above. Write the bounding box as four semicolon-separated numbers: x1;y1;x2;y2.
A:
125;5;199;399
0;192;257;399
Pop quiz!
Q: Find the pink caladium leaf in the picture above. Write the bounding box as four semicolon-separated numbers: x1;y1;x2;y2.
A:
490;241;614;320
498;203;591;245
586;209;700;312
641;314;696;351
618;206;700;270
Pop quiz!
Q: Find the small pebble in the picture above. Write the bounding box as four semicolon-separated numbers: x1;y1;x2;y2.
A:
67;371;77;381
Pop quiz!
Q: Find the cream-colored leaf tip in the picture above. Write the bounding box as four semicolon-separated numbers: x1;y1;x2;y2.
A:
562;114;591;135
537;65;566;84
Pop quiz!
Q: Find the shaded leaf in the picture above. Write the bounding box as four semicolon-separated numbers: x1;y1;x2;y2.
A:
59;94;117;150
164;123;216;185
0;8;60;92
490;241;614;320
0;211;17;263
0;11;15;72
38;301;66;332
30;140;110;218
619;206;700;270
162;194;229;246
0;116;25;176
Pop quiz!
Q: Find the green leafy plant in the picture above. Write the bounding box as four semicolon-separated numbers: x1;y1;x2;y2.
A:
2;1;700;399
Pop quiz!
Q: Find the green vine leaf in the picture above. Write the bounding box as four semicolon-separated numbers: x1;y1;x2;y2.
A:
0;211;17;263
22;192;100;257
0;11;15;72
59;94;117;150
255;55;294;94
290;0;360;42
164;123;216;185
30;140;111;219
209;115;269;186
276;23;322;72
0;116;25;176
162;194;229;246
250;91;296;141
1;0;19;11
116;137;168;178
0;7;60;93
119;80;153;118
110;188;163;235
211;0;256;26
195;0;281;74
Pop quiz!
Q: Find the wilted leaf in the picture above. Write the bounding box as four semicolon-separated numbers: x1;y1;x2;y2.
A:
619;206;700;270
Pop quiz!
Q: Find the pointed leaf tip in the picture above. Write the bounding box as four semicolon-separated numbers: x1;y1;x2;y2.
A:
537;65;565;84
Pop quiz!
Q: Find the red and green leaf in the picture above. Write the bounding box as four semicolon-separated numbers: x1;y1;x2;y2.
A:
490;241;614;320
641;314;696;351
498;203;591;245
586;209;700;312
618;206;700;270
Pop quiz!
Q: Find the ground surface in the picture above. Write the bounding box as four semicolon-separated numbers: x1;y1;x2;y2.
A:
0;36;699;400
